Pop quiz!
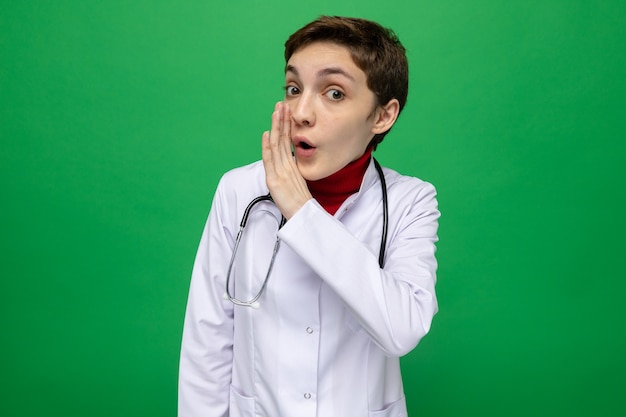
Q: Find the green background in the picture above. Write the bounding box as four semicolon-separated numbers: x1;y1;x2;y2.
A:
2;1;625;416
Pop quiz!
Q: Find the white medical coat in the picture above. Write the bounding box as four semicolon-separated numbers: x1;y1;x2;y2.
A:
179;158;439;417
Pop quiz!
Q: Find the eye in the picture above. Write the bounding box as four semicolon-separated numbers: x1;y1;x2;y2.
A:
325;89;345;101
285;85;300;96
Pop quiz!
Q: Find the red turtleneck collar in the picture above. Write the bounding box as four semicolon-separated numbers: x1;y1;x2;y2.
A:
306;149;372;215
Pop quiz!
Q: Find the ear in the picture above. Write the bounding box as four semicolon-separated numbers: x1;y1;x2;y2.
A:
371;99;400;135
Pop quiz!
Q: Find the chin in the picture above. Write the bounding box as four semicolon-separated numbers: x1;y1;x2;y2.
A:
299;171;321;182
297;165;326;182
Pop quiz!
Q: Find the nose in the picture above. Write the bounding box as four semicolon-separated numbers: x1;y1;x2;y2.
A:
290;93;315;127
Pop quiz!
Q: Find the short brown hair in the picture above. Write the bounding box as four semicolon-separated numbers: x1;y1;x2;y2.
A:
284;16;409;149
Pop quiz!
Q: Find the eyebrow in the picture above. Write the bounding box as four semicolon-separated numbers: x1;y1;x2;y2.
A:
285;64;356;82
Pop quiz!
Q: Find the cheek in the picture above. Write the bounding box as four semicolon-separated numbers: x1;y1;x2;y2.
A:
320;107;375;148
326;113;361;135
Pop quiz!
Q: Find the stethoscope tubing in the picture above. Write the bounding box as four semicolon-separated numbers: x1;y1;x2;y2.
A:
373;158;388;269
225;158;388;307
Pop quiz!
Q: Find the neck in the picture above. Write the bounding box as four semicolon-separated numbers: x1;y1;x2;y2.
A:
306;149;372;215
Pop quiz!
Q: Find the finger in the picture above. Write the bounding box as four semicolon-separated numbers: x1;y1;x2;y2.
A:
263;103;284;174
261;130;271;163
279;103;293;159
272;102;293;170
269;102;282;149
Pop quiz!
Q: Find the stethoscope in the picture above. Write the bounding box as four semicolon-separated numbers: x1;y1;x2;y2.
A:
224;158;388;308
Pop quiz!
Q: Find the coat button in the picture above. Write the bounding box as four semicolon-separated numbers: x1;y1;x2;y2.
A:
304;393;311;399
306;327;314;334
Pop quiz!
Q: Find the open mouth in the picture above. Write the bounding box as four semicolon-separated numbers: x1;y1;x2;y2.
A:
293;136;316;156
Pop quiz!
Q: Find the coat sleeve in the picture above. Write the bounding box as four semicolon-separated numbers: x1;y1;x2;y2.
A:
277;180;440;357
178;182;235;417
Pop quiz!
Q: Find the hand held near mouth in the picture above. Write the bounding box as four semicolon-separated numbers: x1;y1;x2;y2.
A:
261;102;313;221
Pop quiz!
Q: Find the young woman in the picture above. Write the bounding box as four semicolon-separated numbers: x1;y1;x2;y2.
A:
179;16;440;417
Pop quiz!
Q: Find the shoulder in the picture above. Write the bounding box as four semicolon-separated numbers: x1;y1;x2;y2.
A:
378;165;440;230
210;160;268;213
378;166;440;238
215;160;268;197
380;165;438;205
218;160;265;187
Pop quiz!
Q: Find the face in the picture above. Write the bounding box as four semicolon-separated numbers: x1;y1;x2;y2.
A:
285;42;383;181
